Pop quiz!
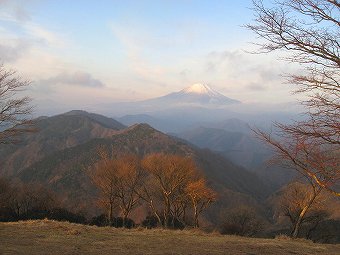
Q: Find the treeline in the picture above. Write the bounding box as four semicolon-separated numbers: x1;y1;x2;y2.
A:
0;179;86;223
88;151;217;229
1;151;340;244
218;183;340;243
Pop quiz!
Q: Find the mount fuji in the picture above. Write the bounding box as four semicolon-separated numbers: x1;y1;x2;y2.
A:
113;84;242;132
142;83;240;106
101;83;295;133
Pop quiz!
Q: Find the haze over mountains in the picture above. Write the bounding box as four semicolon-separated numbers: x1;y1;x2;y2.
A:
0;84;301;224
35;83;298;134
141;83;241;106
106;84;296;187
0;110;272;221
102;83;298;133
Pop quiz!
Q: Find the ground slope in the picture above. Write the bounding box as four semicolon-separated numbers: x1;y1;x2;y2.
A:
17;123;270;217
0;111;126;177
1;220;339;255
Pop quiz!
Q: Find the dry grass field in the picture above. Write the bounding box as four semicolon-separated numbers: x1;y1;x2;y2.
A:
1;220;340;255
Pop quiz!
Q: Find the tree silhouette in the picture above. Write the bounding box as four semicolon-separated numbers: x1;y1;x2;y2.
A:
247;0;340;197
0;64;34;144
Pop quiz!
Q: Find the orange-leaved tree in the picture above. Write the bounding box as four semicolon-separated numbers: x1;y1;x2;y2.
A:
141;153;216;228
185;178;217;228
89;148;118;225
89;149;144;226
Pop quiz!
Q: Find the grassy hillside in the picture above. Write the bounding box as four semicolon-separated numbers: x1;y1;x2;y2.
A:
1;220;339;255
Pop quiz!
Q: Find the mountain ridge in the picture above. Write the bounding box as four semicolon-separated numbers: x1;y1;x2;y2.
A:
0;111;126;177
0;111;272;218
142;83;240;106
17;122;271;214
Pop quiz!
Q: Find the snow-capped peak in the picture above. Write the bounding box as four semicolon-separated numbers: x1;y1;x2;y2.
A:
182;83;219;96
154;83;240;106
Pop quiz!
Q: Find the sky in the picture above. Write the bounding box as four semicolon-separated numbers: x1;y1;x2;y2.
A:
0;0;297;115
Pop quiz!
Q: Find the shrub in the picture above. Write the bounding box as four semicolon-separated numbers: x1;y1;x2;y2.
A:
220;206;264;237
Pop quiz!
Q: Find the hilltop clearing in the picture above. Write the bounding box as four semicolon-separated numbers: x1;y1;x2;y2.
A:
1;220;339;255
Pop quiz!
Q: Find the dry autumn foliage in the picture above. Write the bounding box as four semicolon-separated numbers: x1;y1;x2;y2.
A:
90;151;216;228
89;148;118;224
275;181;331;238
89;149;144;226
141;153;200;228
186;178;217;228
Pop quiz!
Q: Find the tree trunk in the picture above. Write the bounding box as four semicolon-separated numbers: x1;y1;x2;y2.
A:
164;196;171;228
182;206;187;226
148;199;162;226
291;205;309;238
109;202;114;226
291;190;319;238
123;210;129;228
194;204;199;228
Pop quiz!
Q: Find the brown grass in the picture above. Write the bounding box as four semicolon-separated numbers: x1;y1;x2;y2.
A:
0;220;339;255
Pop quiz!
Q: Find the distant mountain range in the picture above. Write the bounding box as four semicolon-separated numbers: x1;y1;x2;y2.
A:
175;122;295;189
105;84;298;133
118;114;296;189
0;110;125;177
0;111;273;220
36;83;298;134
140;83;240;106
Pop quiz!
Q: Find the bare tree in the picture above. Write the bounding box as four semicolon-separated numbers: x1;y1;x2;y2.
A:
220;205;264;237
0;64;34;144
113;154;145;227
275;181;330;238
185;178;217;228
89;149;145;226
136;175;163;226
0;179;57;219
89;148;118;225
141;153;199;228
247;0;340;196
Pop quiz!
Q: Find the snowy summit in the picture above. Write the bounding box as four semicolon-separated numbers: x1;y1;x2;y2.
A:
147;83;241;106
182;83;222;96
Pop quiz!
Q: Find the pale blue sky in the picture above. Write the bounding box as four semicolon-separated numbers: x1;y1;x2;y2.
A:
0;0;295;114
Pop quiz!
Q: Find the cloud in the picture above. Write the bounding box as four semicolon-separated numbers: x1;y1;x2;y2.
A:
0;0;32;23
246;83;267;91
205;50;244;73
179;69;190;77
109;21;201;91
13;4;31;22
0;0;67;64
0;40;31;62
41;71;105;88
25;24;66;48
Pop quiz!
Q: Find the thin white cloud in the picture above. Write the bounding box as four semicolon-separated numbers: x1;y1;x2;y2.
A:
0;0;32;23
37;71;105;89
0;39;31;62
25;24;67;48
246;83;267;91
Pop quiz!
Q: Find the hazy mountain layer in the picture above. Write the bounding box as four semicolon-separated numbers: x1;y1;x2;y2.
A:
175;121;296;189
141;83;240;106
0;111;272;218
0;111;126;177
